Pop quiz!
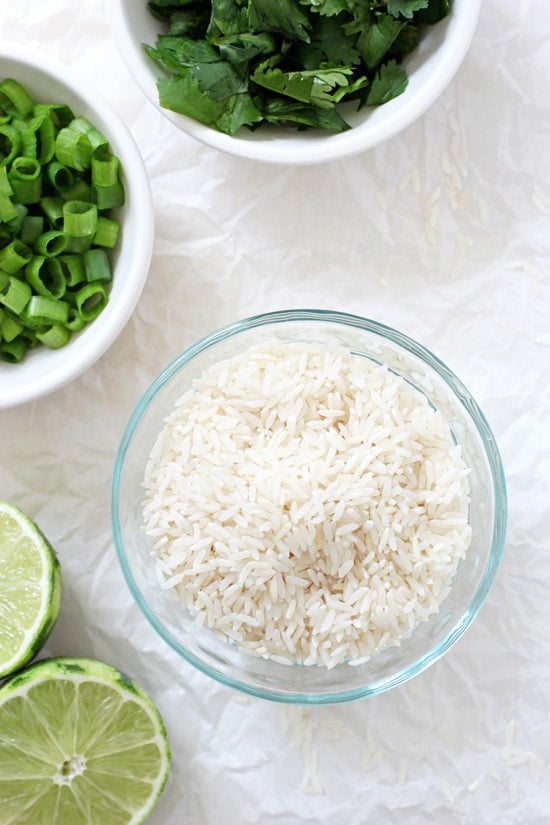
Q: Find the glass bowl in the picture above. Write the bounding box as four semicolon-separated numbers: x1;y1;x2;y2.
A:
111;310;507;704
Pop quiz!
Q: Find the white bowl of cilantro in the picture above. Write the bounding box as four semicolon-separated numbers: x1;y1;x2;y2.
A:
109;0;480;165
0;43;154;408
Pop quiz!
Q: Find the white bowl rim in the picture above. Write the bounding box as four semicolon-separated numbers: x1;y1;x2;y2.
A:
0;42;154;408
108;0;481;164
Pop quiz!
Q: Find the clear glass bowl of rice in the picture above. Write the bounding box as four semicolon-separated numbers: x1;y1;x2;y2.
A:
111;309;507;704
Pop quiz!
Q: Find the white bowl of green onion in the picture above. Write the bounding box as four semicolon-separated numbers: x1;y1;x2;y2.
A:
0;43;154;408
109;0;480;165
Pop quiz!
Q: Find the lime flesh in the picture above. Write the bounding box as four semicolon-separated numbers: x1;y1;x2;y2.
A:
0;657;171;825
0;500;61;678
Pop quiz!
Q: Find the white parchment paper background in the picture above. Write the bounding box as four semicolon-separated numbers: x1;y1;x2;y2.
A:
0;1;549;823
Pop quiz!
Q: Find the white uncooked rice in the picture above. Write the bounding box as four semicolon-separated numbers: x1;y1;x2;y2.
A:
142;343;472;669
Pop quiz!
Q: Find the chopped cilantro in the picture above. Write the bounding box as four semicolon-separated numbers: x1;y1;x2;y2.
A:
145;0;452;134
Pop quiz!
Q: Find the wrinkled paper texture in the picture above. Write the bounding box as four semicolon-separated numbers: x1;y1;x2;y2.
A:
0;1;549;823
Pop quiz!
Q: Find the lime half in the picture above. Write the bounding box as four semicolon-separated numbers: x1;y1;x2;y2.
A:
0;657;171;825
0;499;61;679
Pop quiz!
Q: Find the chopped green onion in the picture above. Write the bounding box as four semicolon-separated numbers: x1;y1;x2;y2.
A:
24;294;69;325
74;282;107;321
0;78;124;361
64;306;86;332
36;323;71;349
0;337;28;362
59;254;85;287
5;203;28;235
0;124;21;165
40;196;64;228
8;156;42;204
20;215;44;245
55;127;93;172
25;256;66;299
0;79;35;117
93;216;119;248
0;239;32;274
83;248;112;282
70;116;109;151
1;311;23;342
34;102;74;129
0;275;32;314
93;181;125;210
62;200;97;251
91;147;120;187
47;160;75;193
0;165;13;195
34;229;68;257
0;192;18;222
59;177;92;203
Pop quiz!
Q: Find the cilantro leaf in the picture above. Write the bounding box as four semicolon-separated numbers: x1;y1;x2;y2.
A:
157;72;263;134
356;15;404;69
365;59;408;106
251;64;354;109
386;0;429;20
247;0;312;42
299;0;353;16
261;97;351;131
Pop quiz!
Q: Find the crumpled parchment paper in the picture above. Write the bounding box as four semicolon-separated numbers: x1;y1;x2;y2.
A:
0;1;549;823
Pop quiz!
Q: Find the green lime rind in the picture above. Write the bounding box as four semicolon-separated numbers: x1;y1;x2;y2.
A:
0;656;171;825
0;500;62;680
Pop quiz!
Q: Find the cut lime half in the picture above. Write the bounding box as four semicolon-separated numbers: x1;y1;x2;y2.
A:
0;499;61;679
0;657;171;825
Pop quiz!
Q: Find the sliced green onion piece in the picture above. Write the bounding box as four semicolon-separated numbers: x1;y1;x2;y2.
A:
93;181;125;210
1;312;23;342
47;160;75;193
20;215;44;245
0;191;18;222
63;200;97;252
0;165;13;195
26;256;66;299
0;124;22;165
6;203;28;234
19;124;37;159
0;275;32;313
0;239;32;274
59;254;85;287
8;156;42;204
64;306;86;332
69;116;109;151
0;337;28;362
24;294;69;325
34;230;68;257
34;102;74;129
83;248;111;282
40;196;64;228
91;147;120;186
60;178;92;203
93;216;119;248
0;78;35;117
75;282;107;321
55;127;93;172
36;322;71;349
33;113;55;164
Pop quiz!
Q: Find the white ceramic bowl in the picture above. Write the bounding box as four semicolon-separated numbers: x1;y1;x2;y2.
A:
109;0;480;165
0;43;154;409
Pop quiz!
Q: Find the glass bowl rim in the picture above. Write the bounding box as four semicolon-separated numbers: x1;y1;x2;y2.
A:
111;308;508;704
